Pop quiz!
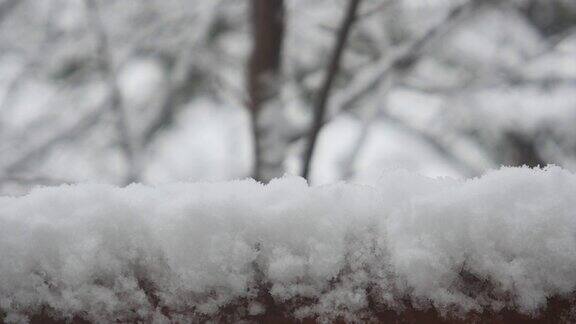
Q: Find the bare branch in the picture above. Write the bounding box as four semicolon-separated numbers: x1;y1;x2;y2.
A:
381;112;483;178
0;0;59;115
298;1;483;181
289;0;476;148
340;77;393;181
85;0;139;184
1;108;104;175
331;0;475;117
141;1;224;146
357;0;394;20
340;79;482;181
301;0;364;180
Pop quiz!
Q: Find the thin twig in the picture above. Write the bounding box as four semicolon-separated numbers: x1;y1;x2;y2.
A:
381;111;482;177
1;108;104;174
141;1;224;146
85;0;139;184
341;76;393;181
301;0;363;180
331;0;475;117
289;0;475;147
300;1;480;180
0;0;59;115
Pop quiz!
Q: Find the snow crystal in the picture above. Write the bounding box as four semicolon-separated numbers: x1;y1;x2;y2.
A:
1;166;576;322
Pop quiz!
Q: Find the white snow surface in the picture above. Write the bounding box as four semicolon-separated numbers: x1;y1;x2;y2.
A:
1;166;576;322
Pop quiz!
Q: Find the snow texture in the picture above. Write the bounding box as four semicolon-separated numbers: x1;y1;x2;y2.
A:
1;166;576;322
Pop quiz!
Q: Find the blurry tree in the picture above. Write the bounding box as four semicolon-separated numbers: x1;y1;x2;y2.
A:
0;0;575;193
248;0;285;182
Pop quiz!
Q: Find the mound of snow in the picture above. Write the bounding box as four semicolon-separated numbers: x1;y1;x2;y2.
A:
1;167;576;322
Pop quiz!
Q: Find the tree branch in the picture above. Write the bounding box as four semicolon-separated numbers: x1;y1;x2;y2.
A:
331;0;475;118
85;0;139;184
301;0;363;180
1;108;104;175
141;1;224;147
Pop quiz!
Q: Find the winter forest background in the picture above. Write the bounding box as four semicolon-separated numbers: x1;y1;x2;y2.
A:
2;1;576;322
0;0;575;193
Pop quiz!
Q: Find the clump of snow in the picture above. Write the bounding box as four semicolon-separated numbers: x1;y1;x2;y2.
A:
1;166;576;322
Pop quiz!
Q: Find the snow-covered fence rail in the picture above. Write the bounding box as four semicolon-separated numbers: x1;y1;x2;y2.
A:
1;167;576;323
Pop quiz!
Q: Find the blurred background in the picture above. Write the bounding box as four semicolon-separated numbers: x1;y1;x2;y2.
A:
0;0;575;195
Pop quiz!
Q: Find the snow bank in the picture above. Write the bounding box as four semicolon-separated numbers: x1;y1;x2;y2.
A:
1;166;576;322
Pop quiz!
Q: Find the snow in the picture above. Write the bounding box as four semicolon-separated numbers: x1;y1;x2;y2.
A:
2;166;576;322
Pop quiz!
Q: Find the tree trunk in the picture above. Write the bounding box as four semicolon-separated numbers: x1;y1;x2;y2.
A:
248;0;285;182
